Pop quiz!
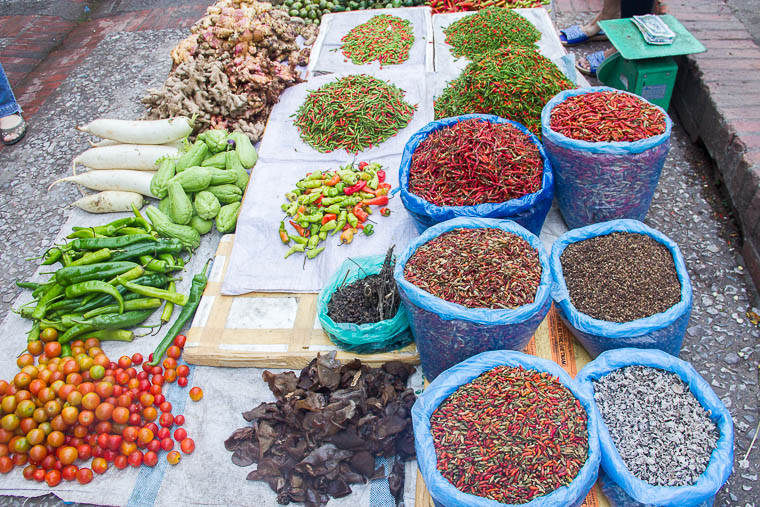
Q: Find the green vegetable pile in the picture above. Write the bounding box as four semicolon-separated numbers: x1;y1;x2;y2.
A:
17;211;191;353
434;46;575;136
277;0;426;24
279;161;392;260
148;129;258;246
443;7;540;59
339;14;415;65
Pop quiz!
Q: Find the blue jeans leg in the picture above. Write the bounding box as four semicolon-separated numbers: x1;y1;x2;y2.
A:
0;63;22;118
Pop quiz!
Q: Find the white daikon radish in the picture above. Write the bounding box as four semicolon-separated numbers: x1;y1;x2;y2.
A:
76;117;193;144
89;138;186;149
74;144;178;171
49;170;158;198
72;191;144;213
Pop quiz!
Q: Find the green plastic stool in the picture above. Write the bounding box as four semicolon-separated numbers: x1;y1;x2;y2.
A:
597;15;706;109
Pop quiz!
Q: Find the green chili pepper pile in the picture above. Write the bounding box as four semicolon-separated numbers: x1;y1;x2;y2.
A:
338;14;415;66
293;74;417;153
16;206;194;351
443;7;540;59
279;161;392;260
434;46;575;136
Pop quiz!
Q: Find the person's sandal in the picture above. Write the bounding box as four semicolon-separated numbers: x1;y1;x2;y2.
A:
1;115;27;146
575;50;607;77
559;25;607;45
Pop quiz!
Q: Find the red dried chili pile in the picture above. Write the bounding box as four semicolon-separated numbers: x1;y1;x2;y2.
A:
403;228;541;309
550;91;667;142
408;119;543;207
431;365;589;504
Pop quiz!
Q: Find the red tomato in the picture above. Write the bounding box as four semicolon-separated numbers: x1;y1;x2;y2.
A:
173;428;187;442
76;467;93;485
33;467;46;482
149;384;162;396
77;444;92;461
189;387;203;402
122;426;138;443
45;469;62;487
166;346;181;360
128;450;143;467
61;464;78;482
173;335;186;348
131;353;143;366
92;457;108;474
157;427;170;440
174;415;185;426
146;439;161;453
151;374;164;387
114;454;128;470
153;394;165;406
143;451;158;467
23;464;37;480
177;377;188;388
160;438;174;452
137;371;148;381
180;438;195;454
176;365;190;378
0;456;12;473
107;434;122;452
159;413;174;428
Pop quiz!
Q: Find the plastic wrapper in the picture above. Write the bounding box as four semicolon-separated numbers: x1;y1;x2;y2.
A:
412;350;601;507
541;87;672;229
550;219;692;357
576;348;734;507
399;114;554;236
317;254;412;353
393;217;552;380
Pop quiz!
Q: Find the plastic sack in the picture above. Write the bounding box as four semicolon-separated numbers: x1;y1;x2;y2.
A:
399;114;554;236
412;350;601;507
393;217;552;380
550;219;692;357
576;348;734;507
317;254;412;353
598;470;714;507
541;87;672;229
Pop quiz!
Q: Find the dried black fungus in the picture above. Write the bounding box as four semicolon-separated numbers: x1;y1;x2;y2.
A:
225;352;417;506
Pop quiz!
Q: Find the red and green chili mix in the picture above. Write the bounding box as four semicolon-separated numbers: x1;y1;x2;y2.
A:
444;6;540;59
403;228;541;309
294;74;416;153
550;91;667;142
431;365;589;504
339;14;414;65
408;119;543;207
434;46;574;136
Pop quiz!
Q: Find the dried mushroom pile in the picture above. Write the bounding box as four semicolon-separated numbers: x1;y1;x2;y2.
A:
225;352;416;506
143;0;319;141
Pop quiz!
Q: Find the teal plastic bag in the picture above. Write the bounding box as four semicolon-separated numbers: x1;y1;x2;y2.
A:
318;255;412;353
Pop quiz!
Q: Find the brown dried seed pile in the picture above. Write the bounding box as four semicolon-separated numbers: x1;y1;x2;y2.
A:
560;232;681;322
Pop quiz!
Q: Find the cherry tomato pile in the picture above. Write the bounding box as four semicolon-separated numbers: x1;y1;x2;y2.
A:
0;333;199;486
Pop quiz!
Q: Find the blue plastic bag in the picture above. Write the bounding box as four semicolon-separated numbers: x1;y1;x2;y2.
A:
399;114;554;236
550;219;692;357
393;217;552;381
576;348;734;507
317;254;412;353
412;350;602;507
541;87;672;229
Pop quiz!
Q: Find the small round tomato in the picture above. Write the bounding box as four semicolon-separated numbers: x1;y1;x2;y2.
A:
76;467;93;484
137;428;154;445
122;426;138;443
27;340;43;356
153;394;165;406
77;443;92;461
45;469;62;487
91;457;108;474
166;346;181;360
131;353;143;366
114;454;128;470
117;356;132;369
94;402;114;422
40;328;58;343
162;358;177;370
145;422;159;435
81;392;101;411
173;428;187;442
166;450;181;465
149;384;162;396
12;453;29;467
112;406;129;425
177;377;188;387
146;439;161;453
128;450;143;467
139;393;154;407
107;434;122;452
143;450;158;467
0;456;12;473
160;437;174;452
61;464;78;482
157;427;170;440
173;335;186;348
142;406;158;422
94;421;112;435
29;444;47;462
176;365;190;378
189;387;203;402
33;467;46;482
151;374;164;387
159;413;174;428
23;464;37;480
57;446;78;465
77;410;94;427
164;369;177;383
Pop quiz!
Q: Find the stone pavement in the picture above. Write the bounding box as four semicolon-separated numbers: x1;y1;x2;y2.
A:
0;0;758;505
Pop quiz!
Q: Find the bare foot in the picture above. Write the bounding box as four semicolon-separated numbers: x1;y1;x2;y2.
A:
654;1;668;14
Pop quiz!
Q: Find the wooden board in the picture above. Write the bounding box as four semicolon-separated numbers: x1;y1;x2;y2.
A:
413;307;611;507
183;234;420;368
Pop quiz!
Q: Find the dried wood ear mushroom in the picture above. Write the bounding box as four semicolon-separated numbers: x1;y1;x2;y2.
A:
224;352;416;506
143;0;318;141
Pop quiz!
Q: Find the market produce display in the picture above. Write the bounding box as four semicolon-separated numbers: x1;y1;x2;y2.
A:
148;128;256;242
327;247;399;324
224;352;416;506
408;118;543;207
293;74;417;153
277;0;427;21
143;0;319;141
549;90;667;142
404;227;542;309
280;161;392;259
434;46;574;136
0;332;198;483
593;365;719;486
443;7;540;59
338;14;414;65
560;232;681;322
429;0;548;14
430;364;589;504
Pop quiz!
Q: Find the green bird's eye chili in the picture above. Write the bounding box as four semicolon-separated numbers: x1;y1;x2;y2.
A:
294;74;417;153
404;228;541;309
409;119;542;207
434;46;574;136
549;90;667;142
443;7;540;59
338;14;415;66
430;365;589;504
